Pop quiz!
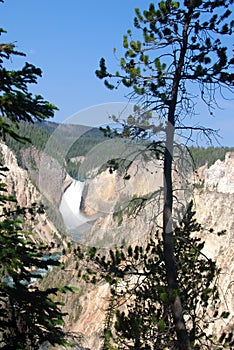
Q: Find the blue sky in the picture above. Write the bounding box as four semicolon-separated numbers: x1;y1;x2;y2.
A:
1;0;234;146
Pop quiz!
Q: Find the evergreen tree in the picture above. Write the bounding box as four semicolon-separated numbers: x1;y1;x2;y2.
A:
0;171;70;349
0;25;57;141
0;2;71;348
96;1;234;348
89;203;232;349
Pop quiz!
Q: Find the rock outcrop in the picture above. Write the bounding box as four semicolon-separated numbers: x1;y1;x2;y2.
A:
20;146;72;206
0;142;66;245
82;159;164;217
68;152;234;348
193;189;234;338
2;140;234;349
193;154;234;337
195;152;234;193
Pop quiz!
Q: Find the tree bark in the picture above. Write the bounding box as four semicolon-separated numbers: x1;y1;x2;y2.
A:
163;122;192;350
162;4;194;350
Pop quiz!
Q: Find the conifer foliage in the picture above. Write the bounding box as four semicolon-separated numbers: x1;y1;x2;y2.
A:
0;2;70;348
96;1;234;349
90;204;233;349
0;174;69;349
0;10;57;142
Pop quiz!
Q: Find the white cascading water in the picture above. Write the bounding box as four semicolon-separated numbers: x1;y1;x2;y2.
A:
59;180;89;238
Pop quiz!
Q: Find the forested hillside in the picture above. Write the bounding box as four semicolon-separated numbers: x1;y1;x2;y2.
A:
189;146;234;167
5;121;234;178
5;121;105;178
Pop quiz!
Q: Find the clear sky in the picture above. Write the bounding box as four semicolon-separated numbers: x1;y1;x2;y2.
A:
1;0;234;146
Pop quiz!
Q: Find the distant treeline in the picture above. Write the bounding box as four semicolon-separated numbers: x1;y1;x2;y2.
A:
4;121;234;176
4;121;53;167
189;146;234;168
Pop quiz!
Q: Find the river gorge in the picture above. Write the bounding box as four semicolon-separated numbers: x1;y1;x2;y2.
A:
1;140;234;349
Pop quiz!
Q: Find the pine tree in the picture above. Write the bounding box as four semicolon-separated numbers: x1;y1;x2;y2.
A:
0;170;70;349
0;2;71;348
90;203;233;349
96;2;234;348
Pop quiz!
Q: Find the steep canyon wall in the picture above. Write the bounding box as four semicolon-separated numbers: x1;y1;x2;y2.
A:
57;152;234;349
2;140;234;349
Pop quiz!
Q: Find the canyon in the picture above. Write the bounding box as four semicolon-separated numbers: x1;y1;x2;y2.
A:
1;140;234;349
59;152;234;349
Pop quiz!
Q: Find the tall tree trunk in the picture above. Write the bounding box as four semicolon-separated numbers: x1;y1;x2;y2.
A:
162;5;194;349
163;121;192;350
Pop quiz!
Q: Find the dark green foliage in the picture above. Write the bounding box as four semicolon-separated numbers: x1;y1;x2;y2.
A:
91;203;233;349
0;167;71;349
0;40;57;142
189;146;234;168
95;2;234;348
4;121;106;179
96;0;234;132
65;127;104;159
65;127;105;178
4;121;53;167
0;12;71;349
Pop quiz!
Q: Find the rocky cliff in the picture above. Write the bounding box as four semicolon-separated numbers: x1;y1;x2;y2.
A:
192;153;234;337
64;152;234;348
2;140;234;349
20;146;72;206
195;151;234;194
0;142;67;245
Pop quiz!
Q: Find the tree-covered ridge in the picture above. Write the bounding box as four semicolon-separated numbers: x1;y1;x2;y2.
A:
189;146;234;168
4;122;52;166
4;121;105;177
4;120;234;178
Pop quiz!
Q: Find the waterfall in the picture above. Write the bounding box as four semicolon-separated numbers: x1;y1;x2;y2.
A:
59;180;89;236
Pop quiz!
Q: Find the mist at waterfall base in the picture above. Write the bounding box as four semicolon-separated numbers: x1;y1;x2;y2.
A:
59;180;92;241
